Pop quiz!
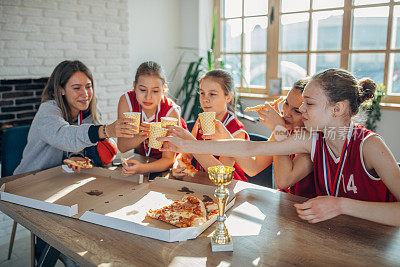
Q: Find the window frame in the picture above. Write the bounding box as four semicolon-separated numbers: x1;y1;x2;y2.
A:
215;0;400;106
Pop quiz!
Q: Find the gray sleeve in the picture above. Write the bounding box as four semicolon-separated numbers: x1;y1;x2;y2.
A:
35;102;97;153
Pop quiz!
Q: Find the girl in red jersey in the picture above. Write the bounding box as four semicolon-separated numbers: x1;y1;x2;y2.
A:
117;61;185;177
172;69;249;181
210;78;316;198
204;78;315;197
161;68;400;226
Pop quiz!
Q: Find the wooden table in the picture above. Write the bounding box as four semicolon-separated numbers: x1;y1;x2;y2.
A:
1;172;399;266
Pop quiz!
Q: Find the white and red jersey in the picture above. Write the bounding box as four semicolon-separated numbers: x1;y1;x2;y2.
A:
311;121;396;202
125;90;187;159
195;111;249;182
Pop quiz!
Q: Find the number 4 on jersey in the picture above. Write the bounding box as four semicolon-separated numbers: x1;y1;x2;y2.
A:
346;174;358;194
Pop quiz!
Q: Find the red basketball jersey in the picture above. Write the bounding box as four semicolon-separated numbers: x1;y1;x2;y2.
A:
195;111;249;182
125;90;187;159
311;122;396;202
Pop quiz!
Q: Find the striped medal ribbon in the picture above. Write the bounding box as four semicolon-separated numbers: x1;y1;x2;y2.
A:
140;105;159;157
322;135;350;197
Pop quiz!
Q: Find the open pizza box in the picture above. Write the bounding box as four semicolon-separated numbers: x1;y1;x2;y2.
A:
0;166;236;242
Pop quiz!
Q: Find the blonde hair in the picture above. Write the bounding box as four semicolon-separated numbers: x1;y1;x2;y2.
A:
41;60;100;124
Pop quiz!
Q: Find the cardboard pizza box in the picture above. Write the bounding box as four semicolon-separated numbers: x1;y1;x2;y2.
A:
0;166;236;242
0;166;144;218
79;177;236;242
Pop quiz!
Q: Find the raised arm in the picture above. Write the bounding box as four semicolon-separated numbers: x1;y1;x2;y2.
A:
160;127;312;158
39;101;133;152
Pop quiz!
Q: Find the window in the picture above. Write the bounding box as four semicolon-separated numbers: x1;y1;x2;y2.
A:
217;0;400;104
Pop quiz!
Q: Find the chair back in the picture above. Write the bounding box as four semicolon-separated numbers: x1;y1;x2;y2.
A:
246;133;274;188
186;120;196;132
1;125;30;177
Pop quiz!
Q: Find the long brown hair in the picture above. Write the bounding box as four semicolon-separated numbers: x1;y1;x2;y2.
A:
311;68;375;116
41;60;100;124
199;69;236;113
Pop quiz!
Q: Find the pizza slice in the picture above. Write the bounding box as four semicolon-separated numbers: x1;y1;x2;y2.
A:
63;157;93;169
147;195;207;228
244;96;285;112
176;153;197;177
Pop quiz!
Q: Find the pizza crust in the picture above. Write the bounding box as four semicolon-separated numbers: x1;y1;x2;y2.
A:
63;157;93;169
244;96;285;112
176;154;197;177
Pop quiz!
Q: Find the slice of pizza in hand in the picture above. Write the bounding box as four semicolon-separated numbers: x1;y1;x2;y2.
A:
147;195;207;228
176;153;197;177
63;157;93;169
244;96;285;112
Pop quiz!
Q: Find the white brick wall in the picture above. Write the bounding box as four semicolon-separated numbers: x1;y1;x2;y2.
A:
0;0;131;122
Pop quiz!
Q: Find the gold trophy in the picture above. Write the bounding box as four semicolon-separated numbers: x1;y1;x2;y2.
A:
208;165;234;252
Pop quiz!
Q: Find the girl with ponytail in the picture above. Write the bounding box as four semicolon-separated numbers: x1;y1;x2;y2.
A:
161;68;400;226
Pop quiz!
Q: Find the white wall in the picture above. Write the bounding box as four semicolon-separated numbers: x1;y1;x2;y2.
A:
0;0;131;122
239;98;400;161
128;0;181;94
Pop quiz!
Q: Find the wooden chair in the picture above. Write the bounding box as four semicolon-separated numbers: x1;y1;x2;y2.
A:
0;125;35;265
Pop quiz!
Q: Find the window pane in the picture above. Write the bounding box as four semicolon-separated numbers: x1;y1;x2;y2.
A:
350;53;385;84
281;0;310;13
352;7;388;50
243;54;266;87
392;6;400;49
280;13;309;51
223;0;242;18
353;0;389;5
222;19;242;52
310;53;341;75
279;54;307;88
244;0;268;16
311;10;343;51
244;17;267;52
313;0;344;10
388;53;400;94
223;54;242;86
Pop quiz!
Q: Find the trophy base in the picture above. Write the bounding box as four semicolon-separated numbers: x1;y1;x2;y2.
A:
211;237;233;252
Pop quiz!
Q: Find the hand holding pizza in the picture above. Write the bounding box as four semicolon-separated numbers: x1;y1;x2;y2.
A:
121;158;143;177
63;156;92;173
257;102;285;130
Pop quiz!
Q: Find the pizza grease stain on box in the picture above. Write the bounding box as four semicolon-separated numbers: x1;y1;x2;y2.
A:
177;187;194;194
86;190;103;196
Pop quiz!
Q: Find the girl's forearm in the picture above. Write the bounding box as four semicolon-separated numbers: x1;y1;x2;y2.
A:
140;157;174;173
193;154;224;171
340;198;400;226
184;136;308;158
234;156;273;177
118;136;146;153
185;139;264;157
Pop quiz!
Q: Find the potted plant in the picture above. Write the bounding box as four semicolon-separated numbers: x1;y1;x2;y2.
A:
360;83;387;132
